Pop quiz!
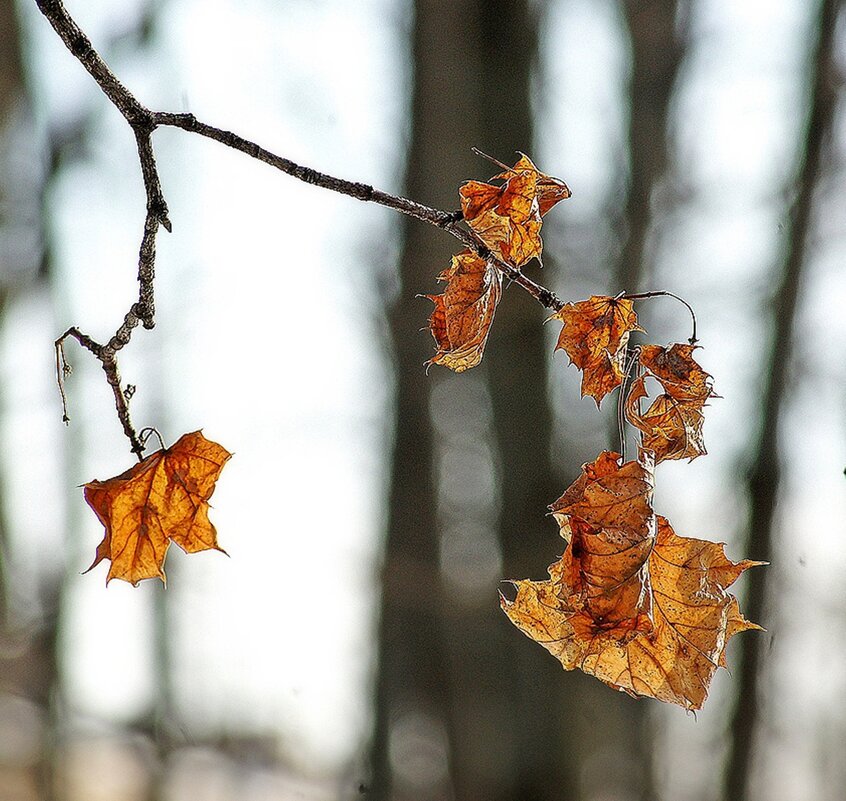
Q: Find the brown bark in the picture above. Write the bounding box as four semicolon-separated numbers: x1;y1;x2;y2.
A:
722;1;842;798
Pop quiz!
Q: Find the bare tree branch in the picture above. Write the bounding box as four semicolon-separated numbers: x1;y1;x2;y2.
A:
36;0;567;456
37;0;698;462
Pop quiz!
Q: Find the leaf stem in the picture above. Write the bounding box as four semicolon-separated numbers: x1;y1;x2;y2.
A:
620;290;698;344
139;427;166;452
617;349;641;462
470;147;512;173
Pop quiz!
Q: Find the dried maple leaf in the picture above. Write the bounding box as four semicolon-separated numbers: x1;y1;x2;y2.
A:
638;344;715;404
459;154;568;268
549;451;655;630
551;295;643;405
501;452;762;710
549;449;654;540
84;431;232;586
492;153;572;216
426;249;502;372
625;375;707;462
624;345;716;462
460;168;542;267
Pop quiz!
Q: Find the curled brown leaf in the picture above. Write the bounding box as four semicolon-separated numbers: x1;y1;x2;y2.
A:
502;450;761;710
426;250;502;372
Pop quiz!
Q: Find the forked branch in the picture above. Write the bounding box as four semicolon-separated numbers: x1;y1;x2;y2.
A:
38;0;564;455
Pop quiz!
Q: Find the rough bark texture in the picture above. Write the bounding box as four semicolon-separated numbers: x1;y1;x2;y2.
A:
723;1;841;798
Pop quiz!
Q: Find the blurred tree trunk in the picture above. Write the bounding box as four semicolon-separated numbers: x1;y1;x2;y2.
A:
373;2;694;798
600;3;688;799
723;1;841;799
616;0;686;294
0;4;61;801
457;2;582;800
370;2;482;798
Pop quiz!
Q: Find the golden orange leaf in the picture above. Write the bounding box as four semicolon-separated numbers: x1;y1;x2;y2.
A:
460;169;541;267
552;295;643;405
625;375;707;462
550;449;654;539
459;154;568;268
549;451;655;628
493;153;572;216
638;343;715;404
84;431;232;586
624;345;715;462
426;249;502;372
501;451;761;709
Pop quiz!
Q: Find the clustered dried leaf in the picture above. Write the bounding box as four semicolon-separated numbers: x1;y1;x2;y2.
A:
502;451;762;709
426;250;502;372
427;154;570;370
76;149;760;711
551;295;643;405
625;344;716;462
420;152;760;709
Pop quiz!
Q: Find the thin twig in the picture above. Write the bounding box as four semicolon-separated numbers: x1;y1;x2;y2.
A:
36;0;566;456
54;327;145;458
153;113;563;310
617;348;641;461
620;290;698;344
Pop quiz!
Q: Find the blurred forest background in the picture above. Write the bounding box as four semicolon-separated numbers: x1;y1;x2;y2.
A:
1;0;845;800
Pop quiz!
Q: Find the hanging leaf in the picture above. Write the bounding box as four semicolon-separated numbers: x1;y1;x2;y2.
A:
501;451;761;709
552;295;643;405
84;431;232;586
459;153;569;267
425;249;502;372
624;344;715;462
637;344;715;404
492;152;572;216
625;375;707;462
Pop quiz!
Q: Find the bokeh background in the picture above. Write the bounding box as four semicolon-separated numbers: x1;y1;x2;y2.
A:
1;0;845;799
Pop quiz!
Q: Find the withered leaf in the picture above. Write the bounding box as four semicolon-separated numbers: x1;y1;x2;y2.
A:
550;449;654;540
502;450;761;709
84;431;232;586
548;451;655;631
625;375;707;462
625;345;715;462
552;295;643;405
460;169;541;267
493;153;572;216
459;154;569;268
638;344;715;404
426;249;502;372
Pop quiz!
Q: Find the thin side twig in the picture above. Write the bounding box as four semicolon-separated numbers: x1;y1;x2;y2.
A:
620;290;698;344
55;327;145;458
153;112;563;310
